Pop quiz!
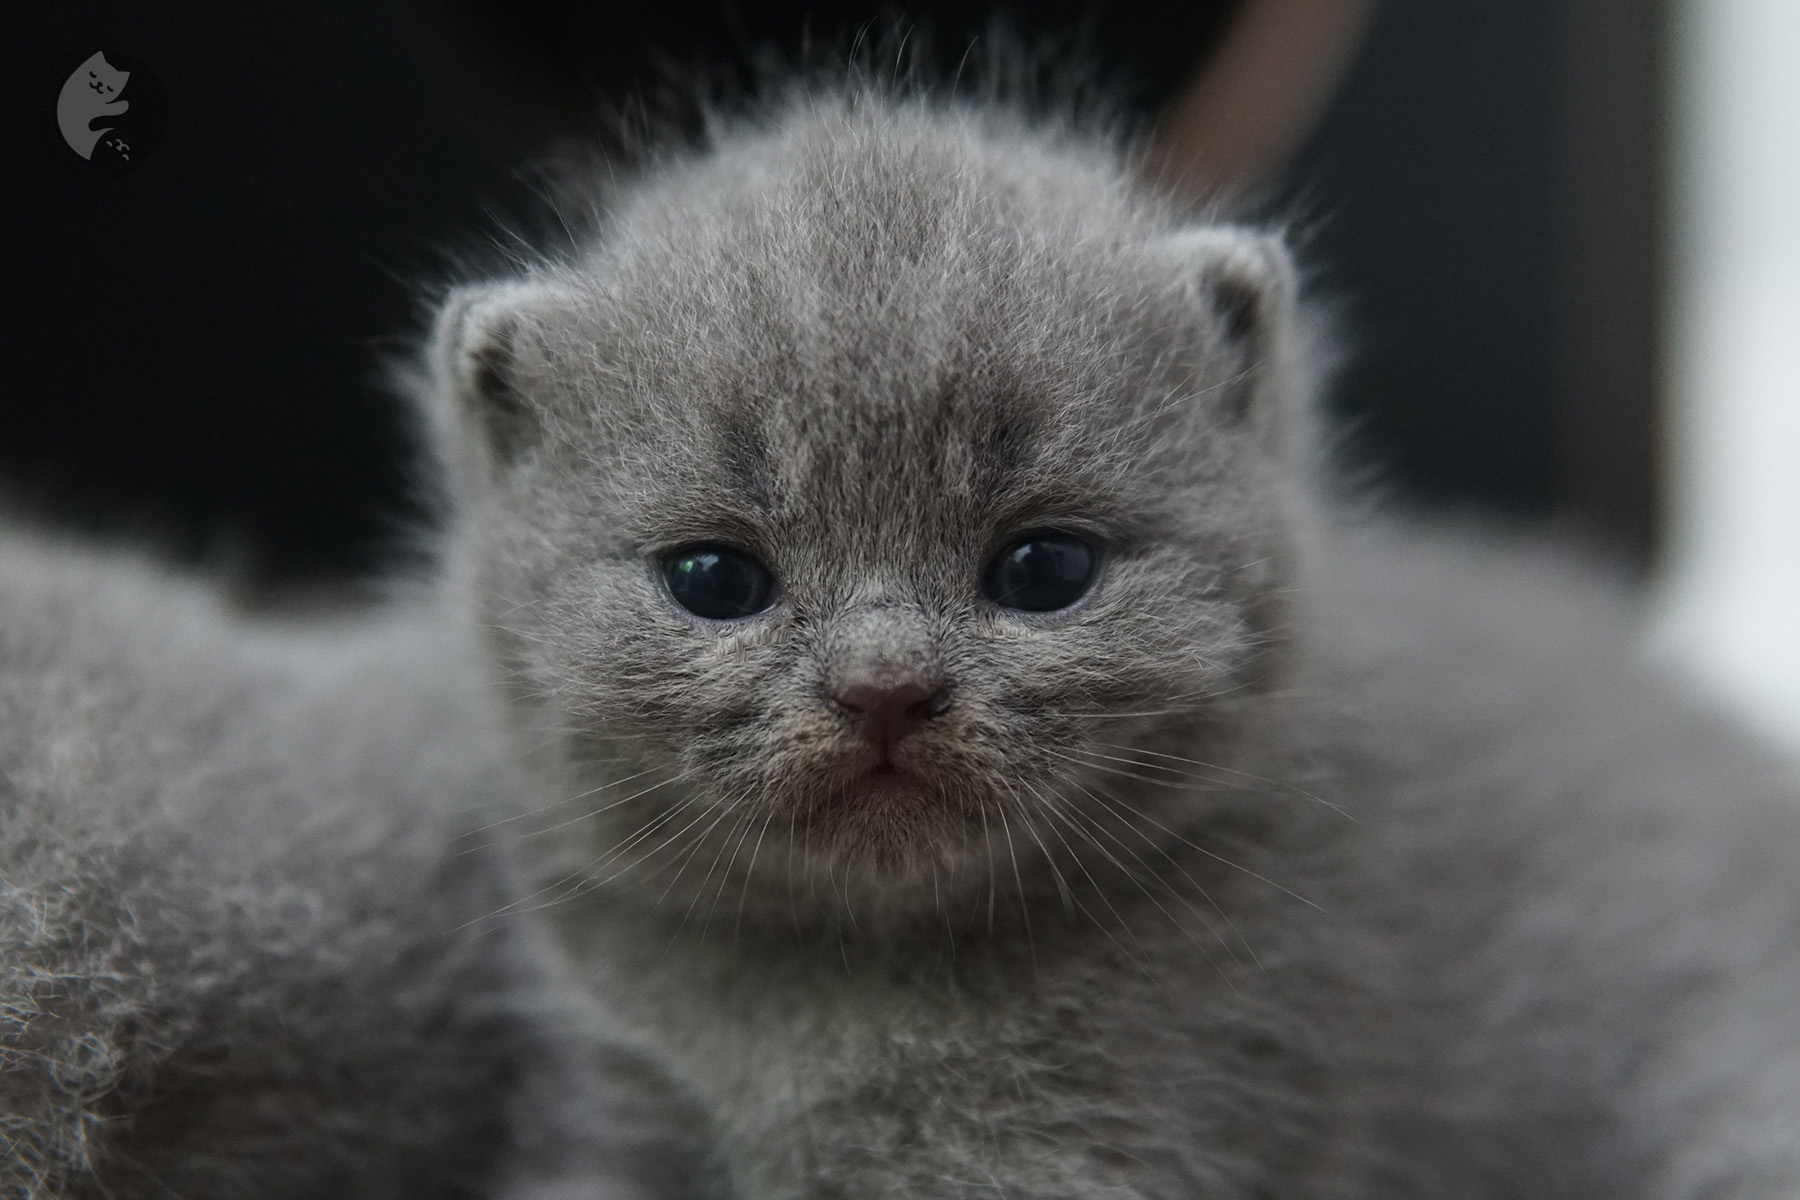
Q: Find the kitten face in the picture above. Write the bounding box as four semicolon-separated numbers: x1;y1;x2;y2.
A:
433;104;1308;921
89;64;125;97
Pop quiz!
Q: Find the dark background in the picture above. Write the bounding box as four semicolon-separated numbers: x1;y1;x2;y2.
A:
0;1;1660;587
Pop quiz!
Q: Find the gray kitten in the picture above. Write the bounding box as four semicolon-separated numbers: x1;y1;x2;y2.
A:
0;532;706;1198
423;86;1800;1199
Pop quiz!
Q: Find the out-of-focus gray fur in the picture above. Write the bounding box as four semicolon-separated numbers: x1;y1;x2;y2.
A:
0;534;711;1198
421;84;1800;1200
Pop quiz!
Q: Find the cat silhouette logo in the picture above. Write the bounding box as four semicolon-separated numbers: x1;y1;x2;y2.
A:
56;50;166;175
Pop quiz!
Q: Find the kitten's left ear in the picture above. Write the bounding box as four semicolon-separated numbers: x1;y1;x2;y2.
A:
1162;226;1302;438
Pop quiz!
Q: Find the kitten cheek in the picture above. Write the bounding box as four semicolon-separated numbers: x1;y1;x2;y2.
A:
694;622;790;664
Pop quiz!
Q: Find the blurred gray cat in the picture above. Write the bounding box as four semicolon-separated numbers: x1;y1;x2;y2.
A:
421;84;1800;1200
0;535;708;1198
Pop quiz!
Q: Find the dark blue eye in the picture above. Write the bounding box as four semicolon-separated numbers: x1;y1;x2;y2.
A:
982;530;1099;612
662;545;776;620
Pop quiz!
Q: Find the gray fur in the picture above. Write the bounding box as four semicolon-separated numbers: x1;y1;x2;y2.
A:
7;80;1797;1200
0;532;710;1198
423;89;1800;1200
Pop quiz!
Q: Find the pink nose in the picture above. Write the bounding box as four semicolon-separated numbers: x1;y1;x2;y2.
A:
831;681;948;749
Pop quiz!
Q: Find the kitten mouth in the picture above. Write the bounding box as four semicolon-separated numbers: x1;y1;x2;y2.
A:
839;751;935;807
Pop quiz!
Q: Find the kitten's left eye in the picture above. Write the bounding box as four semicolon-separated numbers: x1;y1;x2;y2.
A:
982;530;1100;612
662;545;777;620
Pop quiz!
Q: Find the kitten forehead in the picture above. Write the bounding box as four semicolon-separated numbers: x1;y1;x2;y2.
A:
558;105;1165;413
437;96;1300;571
518;105;1260;534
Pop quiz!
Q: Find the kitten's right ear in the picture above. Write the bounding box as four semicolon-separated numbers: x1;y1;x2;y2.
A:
429;281;554;474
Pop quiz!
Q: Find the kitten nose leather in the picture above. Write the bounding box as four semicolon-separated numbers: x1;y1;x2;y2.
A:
831;680;949;750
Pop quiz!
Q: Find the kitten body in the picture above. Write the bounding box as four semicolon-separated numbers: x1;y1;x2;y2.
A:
424;88;1800;1200
0;530;702;1198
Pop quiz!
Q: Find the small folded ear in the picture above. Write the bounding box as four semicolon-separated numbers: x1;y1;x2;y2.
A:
1162;226;1301;435
428;280;557;477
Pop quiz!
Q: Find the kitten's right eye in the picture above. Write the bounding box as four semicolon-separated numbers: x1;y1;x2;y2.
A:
662;545;777;620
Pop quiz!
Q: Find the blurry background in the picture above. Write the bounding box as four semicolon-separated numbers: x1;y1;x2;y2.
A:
1656;0;1800;753
3;2;1791;741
